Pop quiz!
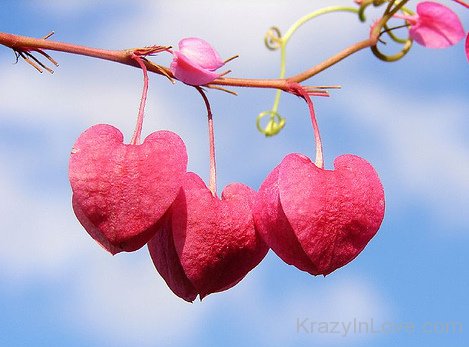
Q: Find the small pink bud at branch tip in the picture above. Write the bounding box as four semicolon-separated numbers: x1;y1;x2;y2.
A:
170;37;230;86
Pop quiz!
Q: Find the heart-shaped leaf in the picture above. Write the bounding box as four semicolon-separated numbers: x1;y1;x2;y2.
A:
254;153;385;275
69;124;187;255
148;172;268;302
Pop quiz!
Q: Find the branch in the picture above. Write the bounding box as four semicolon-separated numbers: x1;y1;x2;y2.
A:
0;30;379;91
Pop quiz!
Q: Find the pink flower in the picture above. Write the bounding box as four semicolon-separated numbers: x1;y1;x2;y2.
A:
402;1;465;48
170;37;226;86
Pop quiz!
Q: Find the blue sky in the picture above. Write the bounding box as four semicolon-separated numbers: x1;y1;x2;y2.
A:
1;1;468;346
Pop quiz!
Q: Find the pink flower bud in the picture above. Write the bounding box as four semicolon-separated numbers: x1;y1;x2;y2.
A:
170;37;226;86
406;2;465;48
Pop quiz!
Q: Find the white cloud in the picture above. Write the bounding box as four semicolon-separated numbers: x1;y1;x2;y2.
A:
342;82;469;229
0;142;204;345
1;2;466;345
33;0;132;17
1;0;464;288
286;277;392;345
0;163;83;283
64;253;208;347
219;269;393;346
0;137;392;345
91;0;365;76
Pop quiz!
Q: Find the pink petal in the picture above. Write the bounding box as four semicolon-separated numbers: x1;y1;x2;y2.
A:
178;37;225;70
410;1;465;48
170;51;221;86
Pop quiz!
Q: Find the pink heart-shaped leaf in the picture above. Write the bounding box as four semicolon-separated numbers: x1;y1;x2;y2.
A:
148;172;268;302
254;153;385;275
69;124;187;255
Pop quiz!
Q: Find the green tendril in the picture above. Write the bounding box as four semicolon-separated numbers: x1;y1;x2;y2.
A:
371;37;413;62
264;27;282;51
358;0;389;22
383;23;409;44
256;110;286;137
259;1;414;136
371;0;413;62
281;6;359;43
358;0;375;22
383;5;414;44
260;5;359;137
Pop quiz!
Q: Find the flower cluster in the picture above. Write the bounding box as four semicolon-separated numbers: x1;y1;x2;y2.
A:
66;0;466;302
68;37;386;302
69;115;385;303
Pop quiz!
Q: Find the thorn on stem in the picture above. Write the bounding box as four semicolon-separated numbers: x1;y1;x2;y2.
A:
131;46;175;83
42;31;55;40
218;69;232;78
206;84;238;96
13;48;58;74
132;45;172;56
224;55;239;64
